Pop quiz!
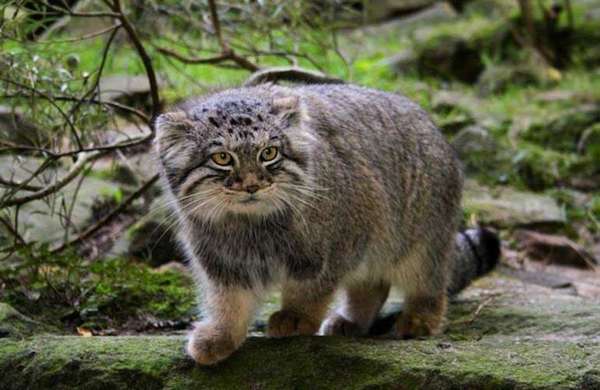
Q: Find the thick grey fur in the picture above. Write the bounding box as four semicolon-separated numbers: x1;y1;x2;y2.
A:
155;82;500;362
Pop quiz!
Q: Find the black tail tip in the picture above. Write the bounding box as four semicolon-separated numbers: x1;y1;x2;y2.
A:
477;227;501;275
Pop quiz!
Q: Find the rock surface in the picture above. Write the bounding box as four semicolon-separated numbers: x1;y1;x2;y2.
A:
514;229;598;269
462;180;567;227
1;273;599;389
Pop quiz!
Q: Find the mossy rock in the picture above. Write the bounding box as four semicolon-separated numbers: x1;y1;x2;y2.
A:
1;275;599;389
0;303;56;339
510;142;599;191
477;63;544;96
519;104;600;154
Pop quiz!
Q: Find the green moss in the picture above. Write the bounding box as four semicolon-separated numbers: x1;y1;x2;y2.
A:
0;334;597;390
0;303;56;339
510;143;584;191
0;250;196;332
2;278;599;389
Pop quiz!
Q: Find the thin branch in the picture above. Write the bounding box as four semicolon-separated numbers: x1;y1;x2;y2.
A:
155;46;232;65
54;96;150;123
111;0;161;124
0;215;26;246
228;51;260;72
1;93;150;123
38;22;121;44
0;78;83;150
208;0;226;49
51;174;159;253
0;139;56;157
0;158;56;204
67;23;121;123
155;45;259;71
0;131;152;158
36;1;120;18
0;177;43;192
0;150;107;208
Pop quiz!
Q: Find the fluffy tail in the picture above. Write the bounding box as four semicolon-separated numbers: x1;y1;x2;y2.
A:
447;227;501;296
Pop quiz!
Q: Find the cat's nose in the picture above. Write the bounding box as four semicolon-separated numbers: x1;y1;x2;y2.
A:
245;184;259;194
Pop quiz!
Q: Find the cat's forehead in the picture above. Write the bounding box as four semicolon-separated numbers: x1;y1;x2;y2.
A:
187;96;281;147
189;96;275;125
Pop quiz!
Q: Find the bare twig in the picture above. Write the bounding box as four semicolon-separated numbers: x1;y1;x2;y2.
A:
36;1;120;18
39;23;121;44
0;133;152;159
51;174;159;253
208;0;226;49
67;23;121;126
0;151;107;208
154;45;258;71
111;0;161;123
451;294;501;327
0;177;43;192
156;0;259;72
0;78;83;150
155;46;233;65
0;215;26;246
1;93;151;123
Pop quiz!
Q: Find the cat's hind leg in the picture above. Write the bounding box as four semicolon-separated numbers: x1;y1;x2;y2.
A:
321;279;390;336
393;244;449;339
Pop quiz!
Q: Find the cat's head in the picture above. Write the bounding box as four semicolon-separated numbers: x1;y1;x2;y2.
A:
155;88;318;222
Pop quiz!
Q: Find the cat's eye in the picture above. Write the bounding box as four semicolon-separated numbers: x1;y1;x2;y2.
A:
260;146;279;162
211;152;232;166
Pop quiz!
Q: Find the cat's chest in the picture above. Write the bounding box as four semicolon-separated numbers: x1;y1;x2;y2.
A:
193;221;324;283
194;219;309;259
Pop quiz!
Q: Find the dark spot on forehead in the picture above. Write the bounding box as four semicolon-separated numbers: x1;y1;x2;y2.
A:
257;114;264;122
208;117;219;127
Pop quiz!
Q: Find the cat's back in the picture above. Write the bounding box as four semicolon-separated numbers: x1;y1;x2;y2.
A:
294;83;463;237
296;83;459;177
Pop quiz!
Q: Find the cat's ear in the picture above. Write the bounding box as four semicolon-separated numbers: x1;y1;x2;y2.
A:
154;111;192;137
271;96;301;126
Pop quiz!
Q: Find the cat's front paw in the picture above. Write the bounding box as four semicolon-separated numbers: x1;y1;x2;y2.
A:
186;322;238;365
267;310;320;337
321;314;365;337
